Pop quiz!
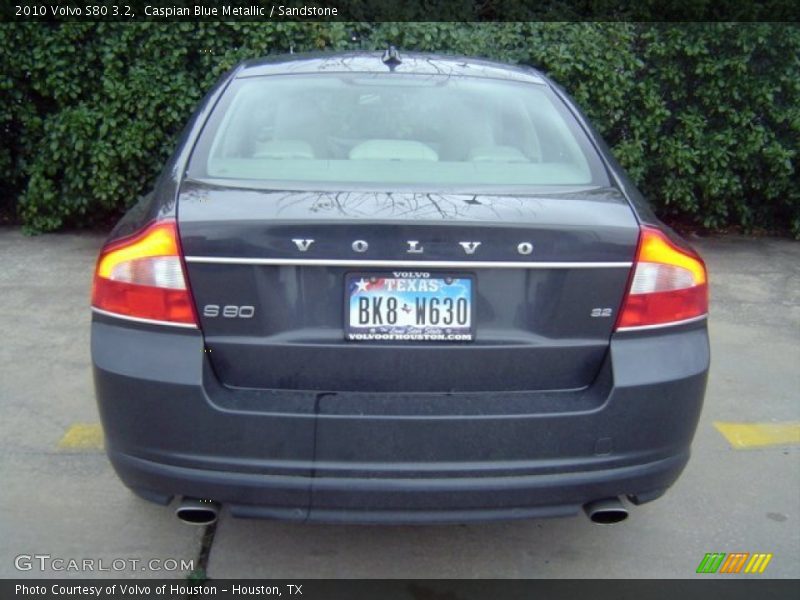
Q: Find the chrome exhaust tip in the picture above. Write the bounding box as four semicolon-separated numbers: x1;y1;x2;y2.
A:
583;497;628;524
175;498;219;526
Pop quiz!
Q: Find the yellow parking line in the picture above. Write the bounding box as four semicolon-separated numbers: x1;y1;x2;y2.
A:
714;422;800;449
59;423;104;450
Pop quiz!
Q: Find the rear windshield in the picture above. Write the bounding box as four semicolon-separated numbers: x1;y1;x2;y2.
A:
188;73;608;189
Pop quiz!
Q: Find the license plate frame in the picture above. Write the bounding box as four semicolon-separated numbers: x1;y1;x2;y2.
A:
345;271;475;342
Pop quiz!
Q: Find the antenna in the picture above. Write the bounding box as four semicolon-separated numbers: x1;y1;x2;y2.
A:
381;45;402;70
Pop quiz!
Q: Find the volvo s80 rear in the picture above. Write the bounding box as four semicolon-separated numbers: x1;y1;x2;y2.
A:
91;52;709;525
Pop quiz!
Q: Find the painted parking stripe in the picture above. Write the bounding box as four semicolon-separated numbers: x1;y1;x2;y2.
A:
714;422;800;449
59;423;104;450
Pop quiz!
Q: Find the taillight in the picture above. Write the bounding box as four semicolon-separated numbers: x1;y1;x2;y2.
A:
616;226;708;330
91;220;197;326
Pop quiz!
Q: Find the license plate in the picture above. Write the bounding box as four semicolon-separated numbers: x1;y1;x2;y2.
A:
346;272;474;342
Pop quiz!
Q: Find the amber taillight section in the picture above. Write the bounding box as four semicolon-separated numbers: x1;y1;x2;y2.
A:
616;226;708;330
91;220;197;325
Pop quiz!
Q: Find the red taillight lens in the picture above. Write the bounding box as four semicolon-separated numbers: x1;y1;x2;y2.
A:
91;220;197;326
616;226;708;330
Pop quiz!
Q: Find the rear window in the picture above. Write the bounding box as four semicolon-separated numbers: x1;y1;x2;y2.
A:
188;73;608;189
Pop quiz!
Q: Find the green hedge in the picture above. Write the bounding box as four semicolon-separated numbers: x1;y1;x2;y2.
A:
1;22;798;235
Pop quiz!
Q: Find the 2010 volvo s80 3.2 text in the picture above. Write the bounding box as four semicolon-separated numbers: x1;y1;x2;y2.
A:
91;51;709;525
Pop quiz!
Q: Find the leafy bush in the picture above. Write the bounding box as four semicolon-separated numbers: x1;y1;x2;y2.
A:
1;22;798;236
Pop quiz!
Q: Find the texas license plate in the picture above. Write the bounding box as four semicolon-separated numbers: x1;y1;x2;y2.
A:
346;272;474;342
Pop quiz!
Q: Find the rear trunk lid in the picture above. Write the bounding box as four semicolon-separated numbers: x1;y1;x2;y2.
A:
178;182;638;392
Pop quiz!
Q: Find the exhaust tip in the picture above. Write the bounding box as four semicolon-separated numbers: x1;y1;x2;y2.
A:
175;498;219;526
583;497;628;524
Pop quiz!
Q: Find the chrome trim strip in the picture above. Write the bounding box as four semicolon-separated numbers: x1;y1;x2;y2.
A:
91;307;198;329
184;257;633;269
616;314;708;332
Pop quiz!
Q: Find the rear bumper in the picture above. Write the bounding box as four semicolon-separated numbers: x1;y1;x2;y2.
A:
92;315;709;523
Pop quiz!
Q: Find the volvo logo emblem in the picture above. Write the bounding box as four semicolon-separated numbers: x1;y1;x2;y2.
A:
290;238;533;256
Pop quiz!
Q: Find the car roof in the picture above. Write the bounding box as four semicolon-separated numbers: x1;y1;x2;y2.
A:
235;51;547;85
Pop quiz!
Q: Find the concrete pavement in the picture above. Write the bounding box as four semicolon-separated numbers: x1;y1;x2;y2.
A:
0;228;797;579
0;230;204;579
